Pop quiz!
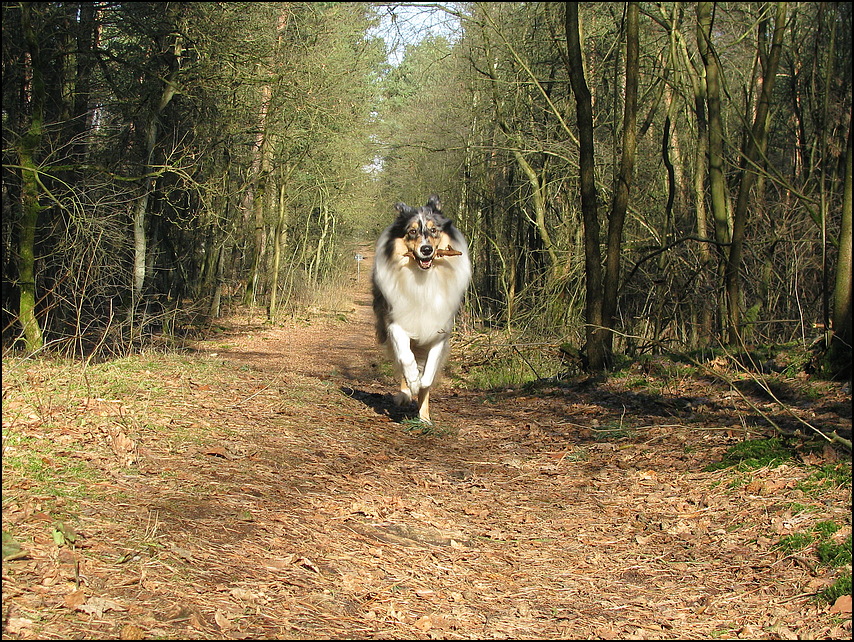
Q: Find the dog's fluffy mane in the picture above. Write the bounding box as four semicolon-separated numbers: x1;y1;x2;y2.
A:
372;196;470;347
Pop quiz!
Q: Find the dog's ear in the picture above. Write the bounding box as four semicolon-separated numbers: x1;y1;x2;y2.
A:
394;202;414;216
426;195;442;212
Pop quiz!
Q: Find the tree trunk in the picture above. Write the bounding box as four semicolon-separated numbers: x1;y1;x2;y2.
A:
602;2;639;355
723;2;787;344
243;82;271;307
671;8;714;344
696;2;730;248
565;2;605;372
268;180;289;322
830;108;852;370
130;30;182;318
817;5;837;334
512;149;558;267
17;2;46;353
209;203;230;320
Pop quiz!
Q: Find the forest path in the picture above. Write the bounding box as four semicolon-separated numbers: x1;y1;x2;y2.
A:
148;247;849;638
2;247;850;640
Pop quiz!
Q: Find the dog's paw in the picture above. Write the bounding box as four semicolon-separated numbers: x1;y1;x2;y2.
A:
393;391;413;406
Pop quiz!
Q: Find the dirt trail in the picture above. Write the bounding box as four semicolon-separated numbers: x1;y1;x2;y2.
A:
2;249;850;639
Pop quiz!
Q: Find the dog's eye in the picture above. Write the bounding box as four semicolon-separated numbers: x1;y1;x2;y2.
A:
428;228;440;238
407;229;418;238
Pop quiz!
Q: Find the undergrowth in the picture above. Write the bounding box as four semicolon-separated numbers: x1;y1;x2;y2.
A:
710;438;852;605
775;524;853;604
703;438;795;472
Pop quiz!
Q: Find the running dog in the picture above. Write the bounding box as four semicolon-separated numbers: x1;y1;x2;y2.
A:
372;195;472;424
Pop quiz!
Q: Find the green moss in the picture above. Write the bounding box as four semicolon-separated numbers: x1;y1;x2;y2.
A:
812;520;841;538
704;437;793;472
816;535;852;568
774;533;814;552
819;574;852;604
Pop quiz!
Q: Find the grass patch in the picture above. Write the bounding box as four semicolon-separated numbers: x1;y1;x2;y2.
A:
590;424;635;441
1;350;233;511
463;352;556;390
2;431;100;502
774;533;815;552
456;331;566;391
820;574;852;604
817;535;852;568
812;520;841;538
772;518;851;605
817;533;852;605
703;437;793;472
400;417;455;437
786;502;818;514
797;461;852;494
624;376;648;390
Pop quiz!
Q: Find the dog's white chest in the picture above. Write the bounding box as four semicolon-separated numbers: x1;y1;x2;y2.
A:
387;269;457;344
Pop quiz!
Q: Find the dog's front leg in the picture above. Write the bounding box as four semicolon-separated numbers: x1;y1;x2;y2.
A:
388;323;421;399
419;339;448;391
415;340;448;424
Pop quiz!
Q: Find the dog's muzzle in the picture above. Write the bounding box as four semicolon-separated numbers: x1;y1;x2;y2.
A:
416;245;434;270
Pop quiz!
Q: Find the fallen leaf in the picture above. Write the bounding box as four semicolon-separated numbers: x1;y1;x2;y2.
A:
168;543;194;561
188;611;206;629
822;443;839;462
829;595;852;614
52;521;77;546
2;531;28;560
737;624;762;638
595;625;621;638
78;597;127;617
230;587;263;603
414;614;433;631
64;589;86;610
350;501;379;517
4;617;34;634
111;431;137;465
120;624;146;640
296;556;320;573
746;479;763;493
203;446;230;459
214;610;232;631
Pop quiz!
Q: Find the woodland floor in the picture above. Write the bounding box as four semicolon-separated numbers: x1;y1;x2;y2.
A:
2;249;852;640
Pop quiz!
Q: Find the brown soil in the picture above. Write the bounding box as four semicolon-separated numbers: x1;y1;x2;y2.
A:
2;249;851;640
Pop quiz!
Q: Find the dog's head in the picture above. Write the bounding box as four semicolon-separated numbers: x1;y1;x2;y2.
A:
391;195;453;270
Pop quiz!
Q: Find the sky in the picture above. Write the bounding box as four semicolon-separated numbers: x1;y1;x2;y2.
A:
369;2;461;66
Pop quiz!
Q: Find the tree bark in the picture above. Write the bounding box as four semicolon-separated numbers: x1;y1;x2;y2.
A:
602;2;639;355
670;5;715;345
830;108;852;370
268;179;289;322
723;2;787;344
17;2;46;352
696;2;730;248
131;24;182;316
243;81;271;307
512;149;558;268
565;2;605;371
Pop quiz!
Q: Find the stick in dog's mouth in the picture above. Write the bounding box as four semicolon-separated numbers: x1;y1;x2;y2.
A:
402;246;463;267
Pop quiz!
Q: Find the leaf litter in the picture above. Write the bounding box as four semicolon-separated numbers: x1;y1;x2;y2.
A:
1;251;851;640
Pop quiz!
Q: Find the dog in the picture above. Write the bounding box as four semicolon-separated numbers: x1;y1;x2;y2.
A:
372;195;472;424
